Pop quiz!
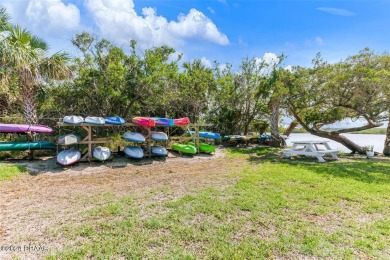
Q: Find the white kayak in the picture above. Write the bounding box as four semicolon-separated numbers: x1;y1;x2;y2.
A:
151;132;168;141
57;148;81;166
151;146;168;156
124;146;144;159
92;146;111;161
63;116;84;124
122;131;145;142
85;116;105;125
57;134;81;145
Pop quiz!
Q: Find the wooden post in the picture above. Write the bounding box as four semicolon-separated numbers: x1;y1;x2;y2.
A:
28;150;34;160
195;125;200;153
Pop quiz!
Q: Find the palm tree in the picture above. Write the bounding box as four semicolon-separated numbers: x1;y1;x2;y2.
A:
0;8;71;124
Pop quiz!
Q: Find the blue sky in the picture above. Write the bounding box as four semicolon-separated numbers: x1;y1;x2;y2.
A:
1;0;389;68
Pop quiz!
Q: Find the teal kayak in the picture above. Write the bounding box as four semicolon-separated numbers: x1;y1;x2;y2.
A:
188;142;216;153
0;141;55;151
171;143;197;155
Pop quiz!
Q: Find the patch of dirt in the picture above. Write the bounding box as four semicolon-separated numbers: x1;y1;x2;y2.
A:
0;147;244;259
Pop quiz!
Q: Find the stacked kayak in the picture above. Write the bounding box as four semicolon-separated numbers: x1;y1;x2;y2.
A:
171;143;197;155
132;117;156;127
174;117;190;126
223;135;249;142
0;124;54;134
152;146;168;156
151;117;174;127
122;131;145;142
93;146;111;161
188;131;221;139
85;116;105;125
57;134;81;145
0;141;55;151
124;146;144;159
63;116;84;124
56;148;81;166
151;132;168;141
105;116;125;125
187;142;216;153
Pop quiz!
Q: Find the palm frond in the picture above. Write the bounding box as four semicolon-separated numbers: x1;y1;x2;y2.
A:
0;8;11;31
31;35;48;51
39;51;72;81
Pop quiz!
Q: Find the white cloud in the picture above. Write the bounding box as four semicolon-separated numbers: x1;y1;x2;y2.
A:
200;57;212;68
284;65;293;72
255;52;280;76
207;7;215;14
26;0;80;31
315;36;324;45
317;7;355;16
84;0;229;48
261;52;280;66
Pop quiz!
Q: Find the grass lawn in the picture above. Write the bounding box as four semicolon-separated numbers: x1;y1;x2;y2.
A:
40;147;390;259
0;163;26;181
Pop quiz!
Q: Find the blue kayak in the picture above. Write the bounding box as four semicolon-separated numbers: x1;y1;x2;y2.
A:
105;116;125;125
151;146;168;156
85;116;105;125
151;117;175;127
189;131;221;139
151;132;168;141
122;132;145;142
124;146;144;159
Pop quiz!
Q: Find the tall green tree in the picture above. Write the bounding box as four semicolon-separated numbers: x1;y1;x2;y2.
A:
45;33;181;119
0;8;71;124
287;49;390;154
256;55;286;147
208;57;272;135
178;59;216;122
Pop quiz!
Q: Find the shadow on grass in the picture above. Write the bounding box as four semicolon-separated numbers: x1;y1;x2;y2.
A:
230;146;390;184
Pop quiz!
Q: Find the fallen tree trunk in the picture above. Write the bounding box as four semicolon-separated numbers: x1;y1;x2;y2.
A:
311;131;366;154
293;114;373;154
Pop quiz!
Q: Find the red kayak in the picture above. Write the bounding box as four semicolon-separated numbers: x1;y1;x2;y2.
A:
0;124;54;134
174;117;190;126
132;117;155;127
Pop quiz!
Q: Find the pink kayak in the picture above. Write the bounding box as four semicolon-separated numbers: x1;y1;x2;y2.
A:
132;117;155;127
174;117;190;126
0;124;54;134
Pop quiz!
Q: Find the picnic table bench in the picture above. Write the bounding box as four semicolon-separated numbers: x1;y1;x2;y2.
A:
283;140;339;162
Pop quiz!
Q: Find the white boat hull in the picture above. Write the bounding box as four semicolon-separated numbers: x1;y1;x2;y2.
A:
57;134;80;145
63;116;84;124
85;116;105;125
57;149;81;166
93;146;111;161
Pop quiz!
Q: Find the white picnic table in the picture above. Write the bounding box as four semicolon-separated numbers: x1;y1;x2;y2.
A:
283;140;339;162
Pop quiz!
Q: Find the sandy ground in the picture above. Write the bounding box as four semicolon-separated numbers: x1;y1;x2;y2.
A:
0;147;244;259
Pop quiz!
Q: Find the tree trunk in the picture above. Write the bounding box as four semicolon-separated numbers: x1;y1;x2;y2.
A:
383;119;390;156
311;131;367;154
269;101;285;147
23;84;38;125
292;111;367;154
283;120;298;137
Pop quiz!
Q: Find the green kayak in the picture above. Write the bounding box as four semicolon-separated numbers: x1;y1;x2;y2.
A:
0;141;56;151
171;143;197;155
188;142;216;153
